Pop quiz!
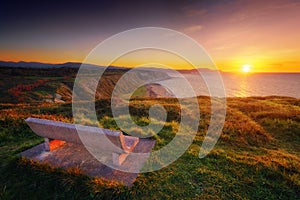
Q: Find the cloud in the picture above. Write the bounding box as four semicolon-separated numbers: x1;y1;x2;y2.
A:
268;60;300;66
184;25;203;33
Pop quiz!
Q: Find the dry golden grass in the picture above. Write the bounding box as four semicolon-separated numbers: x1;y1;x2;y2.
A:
221;107;272;147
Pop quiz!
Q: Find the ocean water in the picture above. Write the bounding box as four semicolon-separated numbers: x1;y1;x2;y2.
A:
158;73;300;98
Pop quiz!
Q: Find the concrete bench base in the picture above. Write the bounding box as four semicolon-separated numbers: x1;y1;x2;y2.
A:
21;138;156;187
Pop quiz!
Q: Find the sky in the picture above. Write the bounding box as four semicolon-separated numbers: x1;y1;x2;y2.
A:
1;0;300;72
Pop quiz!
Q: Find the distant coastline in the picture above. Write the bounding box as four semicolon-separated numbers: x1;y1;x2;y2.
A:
1;61;299;101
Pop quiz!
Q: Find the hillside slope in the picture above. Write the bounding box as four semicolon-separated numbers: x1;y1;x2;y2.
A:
0;97;299;199
0;67;171;103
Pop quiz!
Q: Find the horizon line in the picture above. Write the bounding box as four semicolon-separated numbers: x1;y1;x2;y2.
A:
1;59;300;73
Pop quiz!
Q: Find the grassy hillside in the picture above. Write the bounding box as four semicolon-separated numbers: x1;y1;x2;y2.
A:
0;96;299;199
0;67;171;103
0;67;78;103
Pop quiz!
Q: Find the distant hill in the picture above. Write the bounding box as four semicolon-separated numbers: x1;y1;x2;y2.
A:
0;61;217;73
178;68;216;73
0;61;128;70
0;61;80;68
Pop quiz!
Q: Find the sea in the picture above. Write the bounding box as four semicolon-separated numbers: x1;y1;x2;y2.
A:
157;72;300;98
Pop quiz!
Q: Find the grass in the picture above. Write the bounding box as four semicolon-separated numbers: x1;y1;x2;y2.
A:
0;67;78;103
0;67;171;104
0;96;299;199
131;86;147;98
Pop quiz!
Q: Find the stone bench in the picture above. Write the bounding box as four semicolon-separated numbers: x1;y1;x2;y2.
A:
25;117;139;165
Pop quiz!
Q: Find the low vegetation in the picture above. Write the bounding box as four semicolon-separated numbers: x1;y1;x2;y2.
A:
0;96;299;199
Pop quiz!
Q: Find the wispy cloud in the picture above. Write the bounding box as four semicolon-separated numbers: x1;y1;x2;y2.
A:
183;25;203;33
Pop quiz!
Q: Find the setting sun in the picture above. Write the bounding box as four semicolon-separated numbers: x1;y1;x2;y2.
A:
242;64;251;73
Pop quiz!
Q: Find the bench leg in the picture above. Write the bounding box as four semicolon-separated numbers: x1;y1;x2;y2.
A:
112;153;129;165
44;138;66;152
44;138;50;151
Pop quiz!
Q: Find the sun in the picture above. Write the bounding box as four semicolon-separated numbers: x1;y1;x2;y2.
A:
242;64;251;73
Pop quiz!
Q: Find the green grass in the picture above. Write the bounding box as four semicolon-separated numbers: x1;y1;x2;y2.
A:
131;86;147;98
0;96;299;199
